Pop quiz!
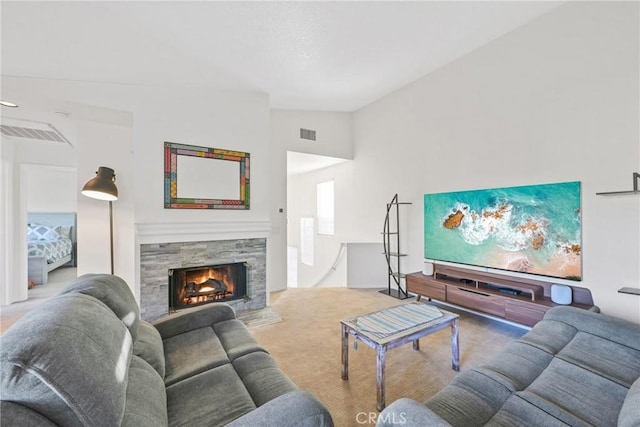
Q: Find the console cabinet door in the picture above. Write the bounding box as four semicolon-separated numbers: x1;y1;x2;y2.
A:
407;276;446;300
505;300;548;327
447;286;506;317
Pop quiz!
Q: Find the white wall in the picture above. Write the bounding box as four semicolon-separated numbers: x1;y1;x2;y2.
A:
0;140;27;304
26;166;77;213
131;87;270;226
271;110;354;159
76;121;134;282
346;243;388;289
301;2;640;322
271;110;353;290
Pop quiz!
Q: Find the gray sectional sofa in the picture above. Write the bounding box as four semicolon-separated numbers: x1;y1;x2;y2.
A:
1;274;333;426
378;306;640;427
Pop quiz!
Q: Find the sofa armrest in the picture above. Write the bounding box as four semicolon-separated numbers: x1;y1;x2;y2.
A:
618;377;640;427
376;398;452;427
153;303;236;339
226;390;334;427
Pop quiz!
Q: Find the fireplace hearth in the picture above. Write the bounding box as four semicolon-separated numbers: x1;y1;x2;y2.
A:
169;262;247;311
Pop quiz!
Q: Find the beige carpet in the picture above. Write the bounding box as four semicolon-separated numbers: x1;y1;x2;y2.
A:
250;288;526;427
0;267;77;334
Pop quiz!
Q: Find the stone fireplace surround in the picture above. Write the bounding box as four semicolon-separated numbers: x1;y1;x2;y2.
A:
139;237;267;322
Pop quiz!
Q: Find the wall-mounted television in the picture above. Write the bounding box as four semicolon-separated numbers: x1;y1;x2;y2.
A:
424;181;581;281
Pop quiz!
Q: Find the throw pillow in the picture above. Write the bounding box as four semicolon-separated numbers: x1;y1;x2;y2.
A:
27;224;60;241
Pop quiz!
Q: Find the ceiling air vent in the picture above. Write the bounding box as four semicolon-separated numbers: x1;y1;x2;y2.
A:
300;128;316;141
0;117;72;146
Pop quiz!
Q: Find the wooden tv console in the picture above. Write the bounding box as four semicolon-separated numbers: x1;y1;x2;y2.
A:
407;265;595;327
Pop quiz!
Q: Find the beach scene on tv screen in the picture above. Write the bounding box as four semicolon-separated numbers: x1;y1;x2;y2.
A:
424;181;582;281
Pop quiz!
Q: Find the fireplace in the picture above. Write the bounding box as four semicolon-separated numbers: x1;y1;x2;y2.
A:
169;262;247;312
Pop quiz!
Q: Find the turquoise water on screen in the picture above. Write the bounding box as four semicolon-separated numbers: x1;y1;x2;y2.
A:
424;181;581;280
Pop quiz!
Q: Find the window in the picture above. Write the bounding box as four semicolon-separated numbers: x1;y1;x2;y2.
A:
317;180;334;235
300;217;314;266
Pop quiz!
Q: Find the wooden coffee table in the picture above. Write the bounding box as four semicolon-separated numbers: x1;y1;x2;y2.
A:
340;302;459;411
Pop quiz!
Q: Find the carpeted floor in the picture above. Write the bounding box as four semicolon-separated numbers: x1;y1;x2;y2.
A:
0;267;77;334
237;305;284;329
249;288;527;427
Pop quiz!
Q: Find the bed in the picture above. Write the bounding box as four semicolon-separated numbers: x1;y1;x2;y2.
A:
27;212;77;285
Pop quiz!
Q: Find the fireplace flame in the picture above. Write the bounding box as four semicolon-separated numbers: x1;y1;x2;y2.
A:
171;263;245;311
185;268;234;294
180;267;235;305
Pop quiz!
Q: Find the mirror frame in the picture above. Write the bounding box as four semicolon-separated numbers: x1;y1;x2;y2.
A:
164;141;250;209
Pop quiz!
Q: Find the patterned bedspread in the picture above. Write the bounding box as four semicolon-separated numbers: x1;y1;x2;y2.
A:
28;238;73;264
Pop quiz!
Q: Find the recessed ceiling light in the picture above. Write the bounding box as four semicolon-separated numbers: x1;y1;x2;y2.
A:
0;101;19;108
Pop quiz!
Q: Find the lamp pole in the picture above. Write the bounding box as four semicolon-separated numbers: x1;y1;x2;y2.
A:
82;166;118;275
109;200;114;275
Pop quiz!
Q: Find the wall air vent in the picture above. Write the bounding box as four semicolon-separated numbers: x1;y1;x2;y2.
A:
0;117;72;147
300;128;317;141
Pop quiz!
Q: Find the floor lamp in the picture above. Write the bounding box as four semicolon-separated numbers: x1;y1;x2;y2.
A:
81;167;118;275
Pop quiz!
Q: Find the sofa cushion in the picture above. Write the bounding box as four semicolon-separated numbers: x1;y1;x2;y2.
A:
517;318;577;355
122;355;168;427
477;340;554;392
0;401;58;427
163;326;229;386
214;319;265;361
555;331;640;387
154;302;236;340
133;320;166;379
375;398;452;427
60;274;140;340
487;395;576;427
228;390;336;427
544;307;640;352
232;350;298;406
518;357;628;426
425;368;513;426
0;293;132;426
618;377;640;427
166;364;257;427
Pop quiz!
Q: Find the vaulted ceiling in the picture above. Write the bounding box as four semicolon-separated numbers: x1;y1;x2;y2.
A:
2;1;562;112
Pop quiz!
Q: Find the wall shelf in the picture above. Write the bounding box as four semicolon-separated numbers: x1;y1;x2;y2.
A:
596;172;640;195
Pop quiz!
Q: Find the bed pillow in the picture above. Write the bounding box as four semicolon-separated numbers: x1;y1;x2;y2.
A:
55;225;72;239
27;224;60;241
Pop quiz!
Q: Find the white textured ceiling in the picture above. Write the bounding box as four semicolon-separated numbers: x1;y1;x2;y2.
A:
1;1;563;112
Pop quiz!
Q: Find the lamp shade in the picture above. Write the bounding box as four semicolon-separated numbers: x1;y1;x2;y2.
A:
82;166;118;201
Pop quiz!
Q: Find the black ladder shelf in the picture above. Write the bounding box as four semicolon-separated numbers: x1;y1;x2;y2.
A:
381;194;412;299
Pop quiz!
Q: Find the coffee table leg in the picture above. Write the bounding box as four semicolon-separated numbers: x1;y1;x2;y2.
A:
376;345;386;411
451;318;460;371
341;324;349;380
413;339;420;350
